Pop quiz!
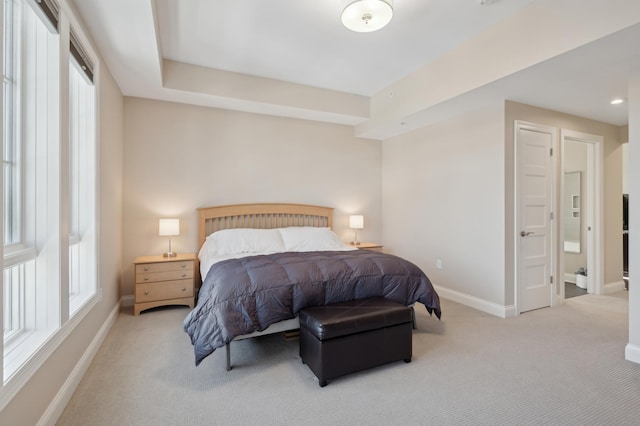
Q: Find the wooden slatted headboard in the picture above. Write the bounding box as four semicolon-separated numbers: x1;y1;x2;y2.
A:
197;203;334;249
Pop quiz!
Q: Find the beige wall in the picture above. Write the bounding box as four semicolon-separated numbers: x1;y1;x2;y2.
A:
382;103;507;307
623;142;629;194
383;100;624;314
0;57;124;425
122;98;382;297
505;101;625;304
626;69;640;362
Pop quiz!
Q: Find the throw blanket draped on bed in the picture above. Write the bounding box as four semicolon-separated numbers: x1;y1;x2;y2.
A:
183;250;441;365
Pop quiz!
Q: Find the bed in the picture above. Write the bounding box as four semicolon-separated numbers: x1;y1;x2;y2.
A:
183;203;441;369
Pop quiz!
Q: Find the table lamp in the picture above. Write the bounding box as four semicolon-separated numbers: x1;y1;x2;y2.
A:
349;215;364;246
159;218;179;257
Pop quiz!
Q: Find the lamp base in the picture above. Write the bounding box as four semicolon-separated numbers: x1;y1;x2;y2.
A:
163;251;177;258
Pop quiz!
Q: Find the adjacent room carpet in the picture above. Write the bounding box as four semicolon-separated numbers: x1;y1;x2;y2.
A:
57;292;639;426
565;281;588;299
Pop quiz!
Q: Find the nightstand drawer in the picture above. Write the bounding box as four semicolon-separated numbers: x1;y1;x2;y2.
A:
135;261;193;274
136;280;194;303
136;269;194;284
133;253;197;315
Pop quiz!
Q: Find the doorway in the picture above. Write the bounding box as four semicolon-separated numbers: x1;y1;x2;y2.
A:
515;123;605;314
560;129;604;298
562;141;588;297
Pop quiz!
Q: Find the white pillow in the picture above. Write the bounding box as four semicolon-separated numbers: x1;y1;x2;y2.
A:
278;227;356;252
201;228;285;256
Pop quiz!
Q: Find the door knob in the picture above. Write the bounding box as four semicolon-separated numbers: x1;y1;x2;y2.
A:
520;231;534;237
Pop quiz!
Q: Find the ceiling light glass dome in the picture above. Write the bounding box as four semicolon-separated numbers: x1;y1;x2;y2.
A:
342;0;393;33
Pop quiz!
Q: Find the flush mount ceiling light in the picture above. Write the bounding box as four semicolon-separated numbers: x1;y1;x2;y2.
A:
342;0;393;33
610;98;625;105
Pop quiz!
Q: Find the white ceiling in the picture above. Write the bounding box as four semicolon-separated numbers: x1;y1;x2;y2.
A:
70;0;636;138
155;0;536;96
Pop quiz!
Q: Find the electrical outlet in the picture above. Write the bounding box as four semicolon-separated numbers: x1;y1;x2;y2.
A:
436;259;442;269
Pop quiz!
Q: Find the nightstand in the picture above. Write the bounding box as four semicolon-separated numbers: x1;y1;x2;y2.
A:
133;253;196;315
352;242;383;252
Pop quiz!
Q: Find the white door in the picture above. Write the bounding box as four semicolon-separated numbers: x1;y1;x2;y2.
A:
515;121;555;313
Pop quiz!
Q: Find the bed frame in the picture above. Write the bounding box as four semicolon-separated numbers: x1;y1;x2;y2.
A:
198;202;333;249
196;203;334;370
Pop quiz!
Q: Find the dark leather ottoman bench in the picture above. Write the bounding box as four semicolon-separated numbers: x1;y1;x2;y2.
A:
299;297;413;387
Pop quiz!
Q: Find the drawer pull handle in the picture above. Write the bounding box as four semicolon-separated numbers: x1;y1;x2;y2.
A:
181;287;186;292
144;276;149;281
181;264;186;268
181;273;187;278
143;266;149;271
144;290;149;295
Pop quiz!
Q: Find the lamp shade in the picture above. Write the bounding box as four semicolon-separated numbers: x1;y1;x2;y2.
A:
349;215;364;229
159;218;180;236
342;0;393;33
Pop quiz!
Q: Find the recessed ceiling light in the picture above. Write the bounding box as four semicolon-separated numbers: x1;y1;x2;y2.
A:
610;98;625;105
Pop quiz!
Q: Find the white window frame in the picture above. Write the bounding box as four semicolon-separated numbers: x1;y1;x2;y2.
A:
2;0;20;249
2;0;62;383
1;0;101;405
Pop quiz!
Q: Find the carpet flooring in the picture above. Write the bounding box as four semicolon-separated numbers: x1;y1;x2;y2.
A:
57;292;640;426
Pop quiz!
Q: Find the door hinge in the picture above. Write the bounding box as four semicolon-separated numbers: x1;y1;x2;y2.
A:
550;148;553;156
550;276;554;284
550;212;554;220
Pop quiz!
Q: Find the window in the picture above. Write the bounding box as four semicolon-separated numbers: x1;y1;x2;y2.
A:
2;0;98;384
68;44;96;314
3;0;18;247
2;0;61;381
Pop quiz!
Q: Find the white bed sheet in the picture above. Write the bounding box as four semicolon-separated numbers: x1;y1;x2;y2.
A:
198;227;357;280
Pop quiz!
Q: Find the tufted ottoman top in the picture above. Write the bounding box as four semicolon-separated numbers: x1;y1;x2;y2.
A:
299;297;412;341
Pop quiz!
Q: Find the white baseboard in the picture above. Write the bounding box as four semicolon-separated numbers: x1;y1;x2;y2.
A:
604;280;626;294
38;302;120;426
120;294;135;307
625;343;640;365
564;272;576;284
434;285;515;318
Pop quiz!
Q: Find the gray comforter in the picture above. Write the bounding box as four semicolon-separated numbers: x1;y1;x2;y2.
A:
183;250;441;365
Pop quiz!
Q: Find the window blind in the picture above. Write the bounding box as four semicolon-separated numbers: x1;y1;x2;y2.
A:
36;0;59;32
70;30;94;83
